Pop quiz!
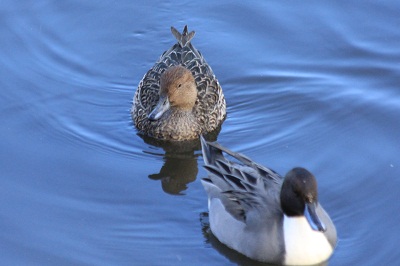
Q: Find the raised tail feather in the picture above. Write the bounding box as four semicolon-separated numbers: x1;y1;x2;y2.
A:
200;135;219;166
200;135;281;184
171;25;195;47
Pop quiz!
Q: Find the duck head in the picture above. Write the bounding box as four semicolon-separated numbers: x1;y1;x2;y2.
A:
280;167;326;232
148;65;197;121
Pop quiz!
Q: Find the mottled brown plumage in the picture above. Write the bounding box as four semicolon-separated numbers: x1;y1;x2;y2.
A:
131;26;226;141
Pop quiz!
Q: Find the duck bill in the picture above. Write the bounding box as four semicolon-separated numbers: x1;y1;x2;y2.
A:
304;202;327;232
148;96;170;121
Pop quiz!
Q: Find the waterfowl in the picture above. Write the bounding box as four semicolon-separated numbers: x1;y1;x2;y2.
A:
132;26;226;141
200;136;337;265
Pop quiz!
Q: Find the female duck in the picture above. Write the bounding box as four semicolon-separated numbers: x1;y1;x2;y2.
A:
200;136;337;265
132;26;226;141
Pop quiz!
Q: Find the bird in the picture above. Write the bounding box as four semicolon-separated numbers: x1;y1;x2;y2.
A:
200;136;337;265
131;26;226;141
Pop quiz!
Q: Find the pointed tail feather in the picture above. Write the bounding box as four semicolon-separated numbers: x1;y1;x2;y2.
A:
200;136;281;183
200;135;221;166
171;25;195;47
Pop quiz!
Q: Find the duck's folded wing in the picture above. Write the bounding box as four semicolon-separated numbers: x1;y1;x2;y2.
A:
201;136;283;223
134;70;161;113
201;177;261;223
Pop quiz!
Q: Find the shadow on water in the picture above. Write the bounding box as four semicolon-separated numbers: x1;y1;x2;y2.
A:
199;212;329;266
148;152;198;195
136;126;223;195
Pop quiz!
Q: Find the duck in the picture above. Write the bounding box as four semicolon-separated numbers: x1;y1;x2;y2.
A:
200;136;337;265
131;26;226;141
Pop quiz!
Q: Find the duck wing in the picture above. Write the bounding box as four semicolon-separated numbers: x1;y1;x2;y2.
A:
200;136;282;223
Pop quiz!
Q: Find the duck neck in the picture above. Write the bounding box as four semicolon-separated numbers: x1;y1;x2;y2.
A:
170;107;194;117
283;215;333;265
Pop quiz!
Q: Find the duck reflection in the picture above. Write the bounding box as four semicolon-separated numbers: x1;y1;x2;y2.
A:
138;130;221;195
199;212;329;266
149;153;198;195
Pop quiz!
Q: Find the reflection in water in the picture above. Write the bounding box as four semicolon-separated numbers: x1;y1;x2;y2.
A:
149;154;198;195
138;129;222;195
200;212;329;266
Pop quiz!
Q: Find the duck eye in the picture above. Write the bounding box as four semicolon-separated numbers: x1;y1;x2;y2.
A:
178;84;182;88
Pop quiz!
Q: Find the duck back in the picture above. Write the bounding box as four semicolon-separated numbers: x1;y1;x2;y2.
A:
132;26;226;140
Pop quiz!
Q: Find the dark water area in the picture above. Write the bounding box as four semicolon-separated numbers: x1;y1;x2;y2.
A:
1;1;400;265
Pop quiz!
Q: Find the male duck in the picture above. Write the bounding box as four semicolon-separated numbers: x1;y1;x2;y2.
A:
200;136;337;265
132;26;226;141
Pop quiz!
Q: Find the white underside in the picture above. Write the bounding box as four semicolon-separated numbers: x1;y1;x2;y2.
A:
283;216;333;265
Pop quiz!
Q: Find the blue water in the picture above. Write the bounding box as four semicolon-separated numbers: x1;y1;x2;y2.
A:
1;1;400;265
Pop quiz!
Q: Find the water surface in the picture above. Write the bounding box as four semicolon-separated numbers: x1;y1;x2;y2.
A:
1;1;400;265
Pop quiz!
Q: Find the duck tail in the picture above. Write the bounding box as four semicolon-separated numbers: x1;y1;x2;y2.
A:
171;25;195;47
200;135;216;166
